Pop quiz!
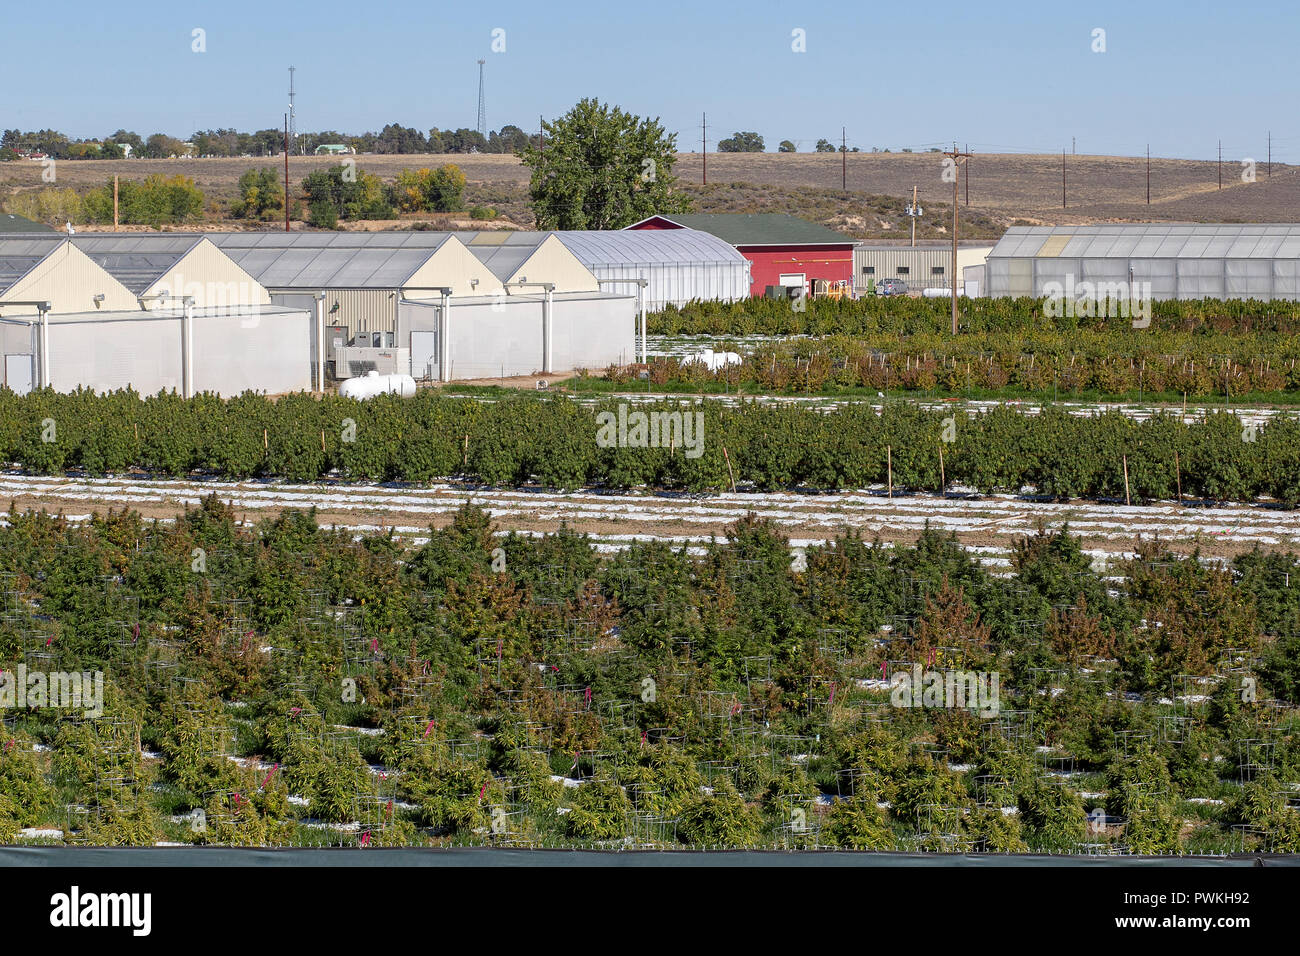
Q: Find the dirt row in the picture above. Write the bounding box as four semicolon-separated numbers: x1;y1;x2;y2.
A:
4;475;1298;568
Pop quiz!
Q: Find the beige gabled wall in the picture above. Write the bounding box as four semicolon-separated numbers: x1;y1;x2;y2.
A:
506;235;600;292
404;236;505;298
3;242;138;315
142;238;272;308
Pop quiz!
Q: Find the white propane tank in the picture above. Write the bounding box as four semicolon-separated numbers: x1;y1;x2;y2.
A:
338;370;417;399
922;288;954;298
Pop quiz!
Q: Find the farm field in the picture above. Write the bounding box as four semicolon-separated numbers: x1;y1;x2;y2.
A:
4;473;1300;568
7;151;1300;237
1;498;1298;852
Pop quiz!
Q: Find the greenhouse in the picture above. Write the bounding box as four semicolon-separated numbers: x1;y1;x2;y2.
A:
553;228;752;311
985;223;1300;301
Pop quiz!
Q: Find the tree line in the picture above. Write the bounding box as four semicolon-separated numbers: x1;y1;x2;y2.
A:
3;388;1299;505
0;124;540;162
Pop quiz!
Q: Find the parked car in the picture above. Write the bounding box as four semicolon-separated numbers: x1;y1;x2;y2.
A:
876;278;909;296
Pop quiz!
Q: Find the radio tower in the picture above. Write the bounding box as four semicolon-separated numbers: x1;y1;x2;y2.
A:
288;66;297;152
476;59;486;139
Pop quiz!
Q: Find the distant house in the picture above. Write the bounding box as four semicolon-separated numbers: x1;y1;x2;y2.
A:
0;213;56;233
626;213;858;298
314;144;356;156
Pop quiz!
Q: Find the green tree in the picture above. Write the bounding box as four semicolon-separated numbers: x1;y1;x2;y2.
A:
389;165;466;213
83;175;204;226
231;167;284;220
517;98;691;229
778;140;796;152
815;139;835;152
717;131;765;152
302;165;393;221
142;133;187;158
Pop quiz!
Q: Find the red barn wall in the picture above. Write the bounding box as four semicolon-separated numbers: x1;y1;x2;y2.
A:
739;244;855;297
627;217;681;231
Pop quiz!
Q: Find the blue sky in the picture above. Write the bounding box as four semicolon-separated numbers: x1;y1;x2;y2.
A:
3;0;1295;161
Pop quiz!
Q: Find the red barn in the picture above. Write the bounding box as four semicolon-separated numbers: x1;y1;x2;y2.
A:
626;213;858;298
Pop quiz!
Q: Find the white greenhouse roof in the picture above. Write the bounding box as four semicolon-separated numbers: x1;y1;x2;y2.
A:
553;229;749;266
209;232;456;250
218;245;446;289
989;224;1300;260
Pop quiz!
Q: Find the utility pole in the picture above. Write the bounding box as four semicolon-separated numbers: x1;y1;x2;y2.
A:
944;146;972;336
284;114;290;232
539;114;544;161
1062;148;1066;209
1146;144;1150;205
288;66;296;153
1268;131;1272;179
1218;140;1222;189
476;60;486;139
1072;136;1076;155
906;185;922;247
964;143;969;206
702;113;707;185
842;127;847;191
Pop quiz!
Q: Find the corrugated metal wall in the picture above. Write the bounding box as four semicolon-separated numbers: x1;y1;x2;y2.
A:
854;248;951;288
277;289;397;340
853;247;993;290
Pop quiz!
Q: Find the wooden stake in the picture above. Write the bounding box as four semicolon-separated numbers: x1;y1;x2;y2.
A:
938;443;945;493
887;444;893;499
263;428;268;450
1122;454;1131;506
1175;449;1182;503
723;446;736;493
320;429;326;453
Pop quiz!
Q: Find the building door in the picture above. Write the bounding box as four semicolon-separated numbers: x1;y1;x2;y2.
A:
4;354;32;395
410;331;439;381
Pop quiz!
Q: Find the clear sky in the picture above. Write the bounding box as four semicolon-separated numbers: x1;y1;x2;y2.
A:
3;0;1294;161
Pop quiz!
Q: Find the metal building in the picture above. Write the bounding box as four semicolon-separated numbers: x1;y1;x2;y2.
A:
985;224;1300;301
458;231;601;292
209;232;500;338
552;228;751;311
853;242;995;293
